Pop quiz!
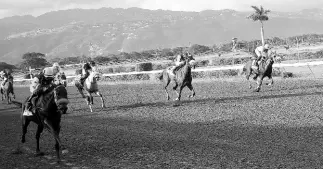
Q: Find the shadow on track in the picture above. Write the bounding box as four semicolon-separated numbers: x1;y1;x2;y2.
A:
73;90;323;114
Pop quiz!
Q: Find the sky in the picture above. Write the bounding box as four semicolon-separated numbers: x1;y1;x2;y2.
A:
0;0;323;19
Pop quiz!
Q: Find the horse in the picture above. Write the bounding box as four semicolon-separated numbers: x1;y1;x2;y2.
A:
159;55;196;101
242;51;279;92
1;75;15;104
74;70;106;112
21;84;69;162
55;73;67;87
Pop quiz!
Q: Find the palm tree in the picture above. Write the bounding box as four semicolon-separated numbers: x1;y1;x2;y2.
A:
247;6;271;46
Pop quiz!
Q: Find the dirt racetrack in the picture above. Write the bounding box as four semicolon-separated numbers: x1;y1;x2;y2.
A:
2;77;323;168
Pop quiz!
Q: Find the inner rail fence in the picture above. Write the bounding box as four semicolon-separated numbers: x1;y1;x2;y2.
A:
13;60;323;82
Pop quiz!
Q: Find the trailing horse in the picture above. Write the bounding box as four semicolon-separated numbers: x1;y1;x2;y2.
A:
21;84;69;162
55;73;67;87
242;51;278;92
1;75;15;104
74;71;106;112
159;55;196;101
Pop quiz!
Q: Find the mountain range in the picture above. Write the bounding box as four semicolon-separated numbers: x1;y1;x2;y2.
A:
1;7;323;64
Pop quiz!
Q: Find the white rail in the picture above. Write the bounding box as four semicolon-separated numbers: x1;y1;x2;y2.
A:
13;60;323;82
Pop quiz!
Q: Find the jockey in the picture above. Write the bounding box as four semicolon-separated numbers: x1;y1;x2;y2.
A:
61;72;66;80
52;62;61;79
80;61;96;87
252;44;271;72
25;67;56;114
170;53;186;76
0;69;12;87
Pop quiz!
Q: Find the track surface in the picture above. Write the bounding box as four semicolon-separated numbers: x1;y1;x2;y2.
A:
2;78;323;168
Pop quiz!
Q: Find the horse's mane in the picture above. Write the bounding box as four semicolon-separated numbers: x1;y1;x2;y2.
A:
175;58;192;81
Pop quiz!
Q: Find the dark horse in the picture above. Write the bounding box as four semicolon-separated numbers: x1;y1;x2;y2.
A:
159;55;196;101
242;51;278;92
21;85;69;162
1;75;15;104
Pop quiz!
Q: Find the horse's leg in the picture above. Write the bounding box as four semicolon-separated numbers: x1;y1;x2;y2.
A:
86;93;93;112
164;75;171;100
12;87;16;99
21;117;30;143
172;80;179;99
35;124;44;156
44;119;63;163
76;86;86;98
187;83;195;98
91;94;94;105
95;91;106;108
245;71;253;89
254;77;264;92
7;91;11;104
267;75;274;86
175;85;184;101
1;88;3;101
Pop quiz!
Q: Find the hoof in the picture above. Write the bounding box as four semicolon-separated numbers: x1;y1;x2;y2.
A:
21;138;25;143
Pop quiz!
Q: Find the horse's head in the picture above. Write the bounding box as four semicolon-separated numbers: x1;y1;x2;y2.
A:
267;51;280;64
53;85;69;114
185;53;196;69
88;71;101;83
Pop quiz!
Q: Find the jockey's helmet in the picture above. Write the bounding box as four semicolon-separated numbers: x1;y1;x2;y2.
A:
264;44;270;50
43;67;54;78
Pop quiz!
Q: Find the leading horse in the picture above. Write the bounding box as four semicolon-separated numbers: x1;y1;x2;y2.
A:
159;55;196;101
21;84;69;162
74;71;106;112
1;75;15;104
242;51;278;92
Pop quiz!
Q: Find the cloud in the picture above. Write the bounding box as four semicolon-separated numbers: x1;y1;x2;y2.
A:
0;0;322;19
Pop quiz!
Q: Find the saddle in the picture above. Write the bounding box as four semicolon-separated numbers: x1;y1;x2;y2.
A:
24;85;55;116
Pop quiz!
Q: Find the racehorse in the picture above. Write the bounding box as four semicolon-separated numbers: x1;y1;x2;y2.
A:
55;73;67;87
21;85;69;162
1;75;15;104
242;51;278;92
159;54;196;101
74;70;106;112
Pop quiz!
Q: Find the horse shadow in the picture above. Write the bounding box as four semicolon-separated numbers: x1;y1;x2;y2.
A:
72;86;323;114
